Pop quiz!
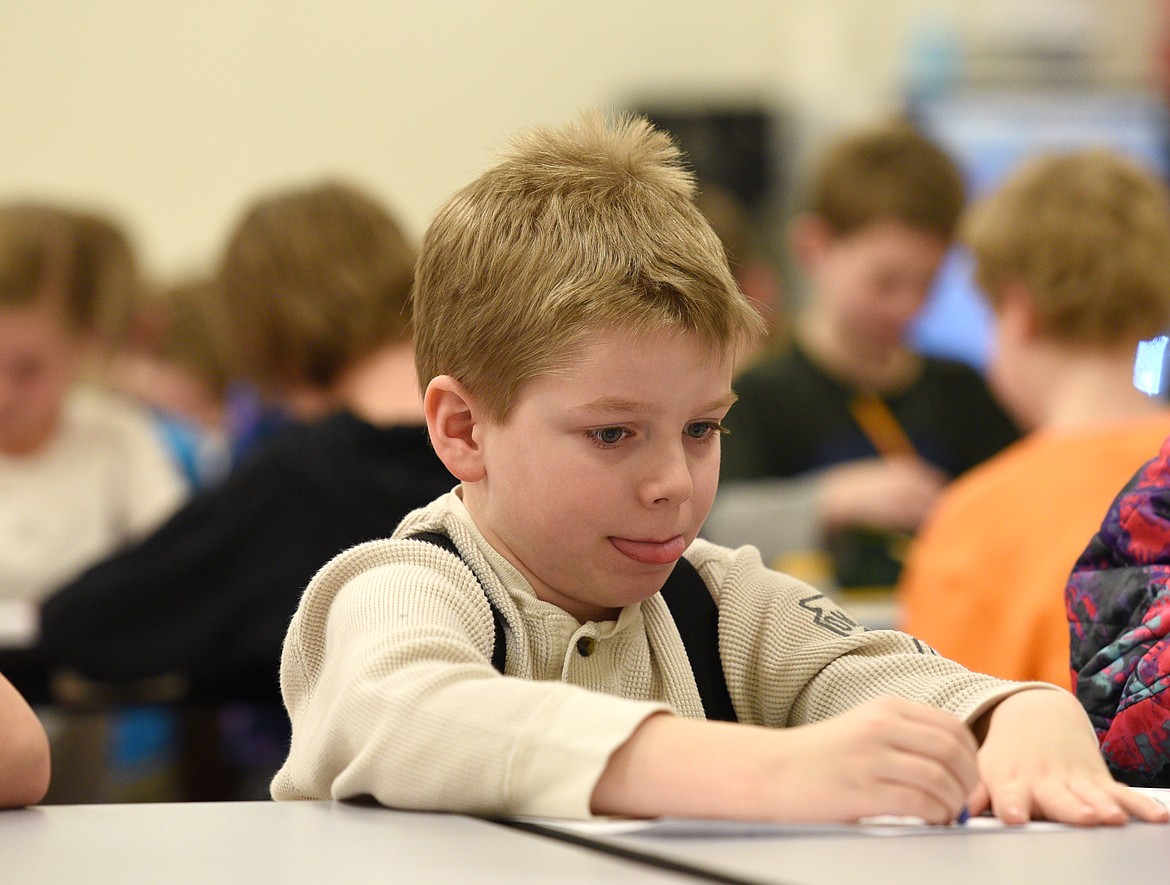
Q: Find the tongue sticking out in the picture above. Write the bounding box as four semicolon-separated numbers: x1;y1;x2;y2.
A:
610;536;687;565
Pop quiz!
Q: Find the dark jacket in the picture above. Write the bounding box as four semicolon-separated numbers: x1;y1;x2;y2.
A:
35;413;454;706
1067;433;1170;787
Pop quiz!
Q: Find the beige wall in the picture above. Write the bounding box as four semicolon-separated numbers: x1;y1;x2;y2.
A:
0;0;1155;278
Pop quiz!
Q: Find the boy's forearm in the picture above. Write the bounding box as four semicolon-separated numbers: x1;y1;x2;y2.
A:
0;675;50;807
966;685;1082;744
592;696;982;825
591;713;774;820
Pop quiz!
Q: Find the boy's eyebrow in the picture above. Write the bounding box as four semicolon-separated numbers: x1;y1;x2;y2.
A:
572;393;739;417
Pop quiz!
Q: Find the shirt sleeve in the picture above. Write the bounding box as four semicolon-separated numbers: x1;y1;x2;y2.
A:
272;539;669;818
688;541;1045;729
1067;441;1170;786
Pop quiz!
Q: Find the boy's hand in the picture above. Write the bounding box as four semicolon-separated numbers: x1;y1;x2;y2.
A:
970;688;1170;826
594;696;980;823
770;695;979;824
818;456;947;533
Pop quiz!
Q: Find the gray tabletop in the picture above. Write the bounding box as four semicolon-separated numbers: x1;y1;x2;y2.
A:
533;816;1170;885
0;800;689;884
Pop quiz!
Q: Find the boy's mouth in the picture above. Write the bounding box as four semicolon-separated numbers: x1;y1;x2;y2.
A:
609;535;687;565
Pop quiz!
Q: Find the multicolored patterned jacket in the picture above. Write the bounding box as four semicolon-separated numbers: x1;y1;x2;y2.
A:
1067;435;1170;787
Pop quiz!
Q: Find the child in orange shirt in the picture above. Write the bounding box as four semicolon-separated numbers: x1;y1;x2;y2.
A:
899;149;1170;686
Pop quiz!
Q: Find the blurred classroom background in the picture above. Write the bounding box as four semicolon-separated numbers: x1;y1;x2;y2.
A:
2;0;1167;802
2;0;1163;339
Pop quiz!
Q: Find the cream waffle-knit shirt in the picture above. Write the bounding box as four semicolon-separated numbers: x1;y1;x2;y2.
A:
272;490;1039;818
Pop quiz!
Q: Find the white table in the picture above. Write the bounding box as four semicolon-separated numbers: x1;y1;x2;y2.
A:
0;801;688;884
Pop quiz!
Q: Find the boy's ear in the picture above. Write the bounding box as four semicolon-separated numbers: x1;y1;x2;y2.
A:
997;279;1042;343
788;214;834;272
424;375;487;482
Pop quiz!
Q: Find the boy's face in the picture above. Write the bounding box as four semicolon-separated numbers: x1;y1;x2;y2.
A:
463;327;735;623
806;220;949;354
0;302;80;456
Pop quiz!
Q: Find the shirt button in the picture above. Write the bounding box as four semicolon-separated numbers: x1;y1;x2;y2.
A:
576;636;596;657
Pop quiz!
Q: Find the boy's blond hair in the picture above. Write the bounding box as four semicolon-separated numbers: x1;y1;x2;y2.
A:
0;203;142;345
963;149;1170;346
413;112;765;422
807;120;965;239
218;181;415;390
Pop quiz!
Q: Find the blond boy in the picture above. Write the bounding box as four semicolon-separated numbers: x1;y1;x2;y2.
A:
899;150;1170;686
708;122;1017;587
272;114;1165;826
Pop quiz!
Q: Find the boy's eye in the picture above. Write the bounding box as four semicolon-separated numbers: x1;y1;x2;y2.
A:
589;426;628;446
685;421;727;441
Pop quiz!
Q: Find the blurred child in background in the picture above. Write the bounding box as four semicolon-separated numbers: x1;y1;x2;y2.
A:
706;121;1017;590
899;150;1170;687
694;180;785;363
37;181;454;712
0;203;187;604
110;276;267;490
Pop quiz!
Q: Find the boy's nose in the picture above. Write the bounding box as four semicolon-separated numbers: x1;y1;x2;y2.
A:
642;443;694;506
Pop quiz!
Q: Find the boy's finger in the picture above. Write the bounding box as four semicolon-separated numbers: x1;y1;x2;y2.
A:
1110;784;1170;823
866;780;957;825
1030;780;1113;826
965;782;990;816
1066;779;1128;826
876;752;969;819
886;715;979;794
987;780;1030;825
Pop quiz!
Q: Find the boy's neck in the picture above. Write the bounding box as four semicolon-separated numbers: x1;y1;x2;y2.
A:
1030;344;1170;431
332;341;425;426
796;311;920;394
290;342;425;425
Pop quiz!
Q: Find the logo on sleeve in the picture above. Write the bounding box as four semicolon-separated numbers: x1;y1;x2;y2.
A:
798;594;861;637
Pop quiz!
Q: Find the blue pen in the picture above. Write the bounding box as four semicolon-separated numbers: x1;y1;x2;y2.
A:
955;805;970;825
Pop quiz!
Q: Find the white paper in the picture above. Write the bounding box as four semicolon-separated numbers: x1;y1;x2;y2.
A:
514;814;1068;839
516;786;1170;839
